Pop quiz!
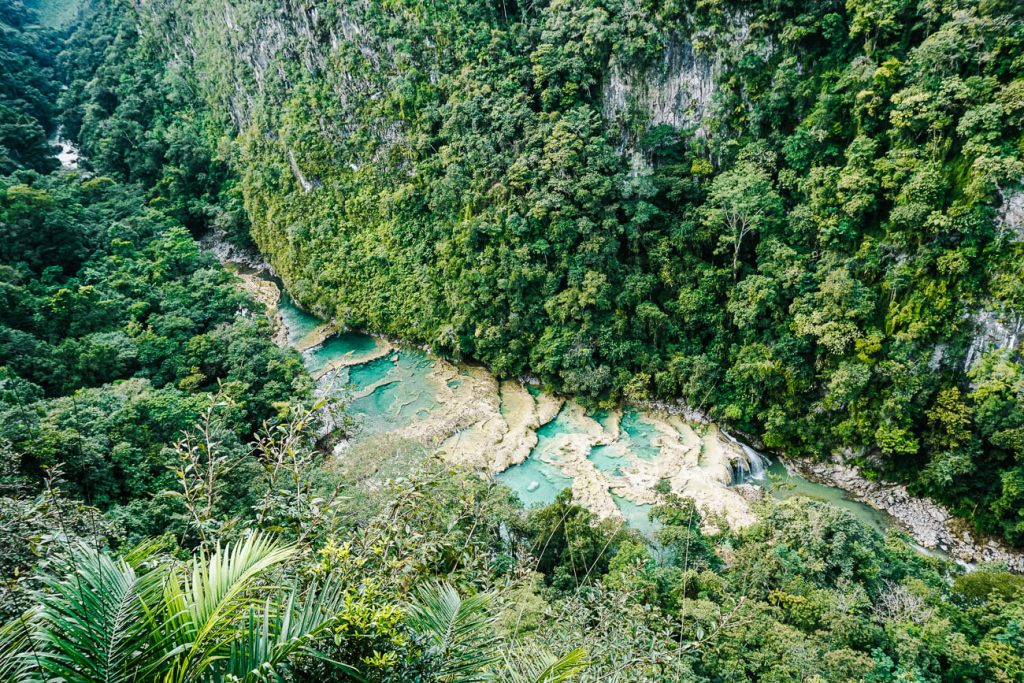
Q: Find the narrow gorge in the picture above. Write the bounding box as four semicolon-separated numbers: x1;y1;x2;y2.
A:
3;0;1024;680
216;233;1024;569
136;0;1024;550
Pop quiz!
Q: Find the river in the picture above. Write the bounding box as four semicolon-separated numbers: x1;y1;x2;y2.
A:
51;128;80;170
268;284;905;539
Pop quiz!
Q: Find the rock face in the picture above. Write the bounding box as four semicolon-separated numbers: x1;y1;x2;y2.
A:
199;230;275;272
786;458;1024;571
997;183;1024;242
602;36;720;139
963;309;1023;371
961;182;1024;371
601;11;761;160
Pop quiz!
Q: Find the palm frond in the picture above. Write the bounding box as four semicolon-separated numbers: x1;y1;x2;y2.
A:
2;532;344;683
120;536;169;569
502;647;588;683
30;547;167;683
406;581;500;683
0;617;33;682
216;578;362;682
161;532;296;682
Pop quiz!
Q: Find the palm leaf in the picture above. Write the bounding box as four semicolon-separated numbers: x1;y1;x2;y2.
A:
0;618;33;682
26;547;167;683
502;647;588;683
161;532;297;682
406;582;500;683
1;533;348;683
214;577;363;682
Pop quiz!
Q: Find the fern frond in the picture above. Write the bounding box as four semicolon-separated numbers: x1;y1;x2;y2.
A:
30;547;167;683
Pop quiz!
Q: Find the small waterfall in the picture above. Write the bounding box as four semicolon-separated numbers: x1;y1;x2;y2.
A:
722;429;770;483
741;443;768;481
50;127;81;170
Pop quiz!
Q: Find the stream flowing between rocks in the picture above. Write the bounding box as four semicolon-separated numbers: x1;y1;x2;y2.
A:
217;255;1024;568
270;279;901;538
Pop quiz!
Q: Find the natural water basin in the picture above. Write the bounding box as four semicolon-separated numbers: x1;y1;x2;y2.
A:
764;460;894;535
306;332;382;375
276;289;914;542
587;445;627;476
617;410;663;461
496;453;574;508
279;292;324;345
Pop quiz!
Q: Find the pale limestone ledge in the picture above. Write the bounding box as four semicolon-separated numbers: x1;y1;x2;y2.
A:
344;352;759;530
294;323;338;352
313;341;395;381
220;244;757;531
508;404;755;529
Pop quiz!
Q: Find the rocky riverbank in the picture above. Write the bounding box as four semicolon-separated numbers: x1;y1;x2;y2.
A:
785;458;1024;571
200;231;290;346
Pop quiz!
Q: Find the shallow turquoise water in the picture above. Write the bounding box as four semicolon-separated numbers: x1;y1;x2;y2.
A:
588;445;626;476
765;460;893;535
277;287;910;540
278;293;323;345
535;408;574;442
591;410;615;432
306;332;382;375
497;453;573;507
278;294;440;436
618;411;662;460
345;353;439;435
497;407;581;505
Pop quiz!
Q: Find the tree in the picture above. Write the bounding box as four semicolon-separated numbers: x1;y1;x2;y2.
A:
0;533;359;682
702;157;783;280
406;582;587;683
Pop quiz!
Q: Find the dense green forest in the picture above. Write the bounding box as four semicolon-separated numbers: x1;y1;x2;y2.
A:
0;0;313;564
112;0;1024;544
1;0;1024;681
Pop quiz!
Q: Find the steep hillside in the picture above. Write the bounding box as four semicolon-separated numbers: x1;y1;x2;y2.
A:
94;0;1024;541
5;3;1024;681
24;0;81;27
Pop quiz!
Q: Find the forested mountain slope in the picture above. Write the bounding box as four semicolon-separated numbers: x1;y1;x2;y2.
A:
0;0;61;173
0;0;310;554
119;0;1024;542
3;2;1024;680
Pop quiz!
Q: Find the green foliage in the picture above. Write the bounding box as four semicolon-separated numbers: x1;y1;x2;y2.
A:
58;0;247;236
1;532;360;682
23;0;81;28
3;399;1024;682
0;172;310;521
526;489;636;592
407;582;501;682
3;1;1024;681
124;0;1024;542
0;0;60;174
